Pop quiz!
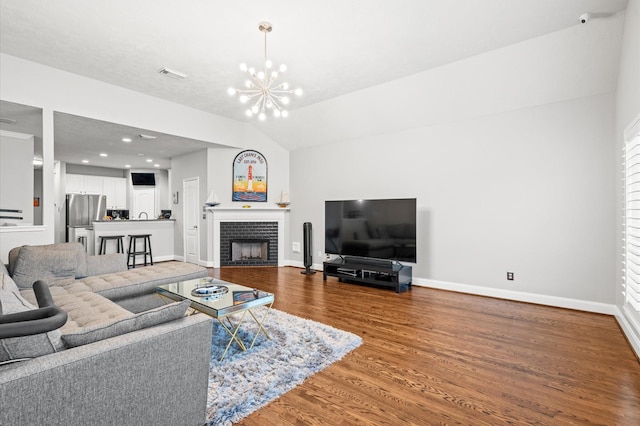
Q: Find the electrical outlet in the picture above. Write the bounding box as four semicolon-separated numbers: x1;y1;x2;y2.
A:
507;272;514;281
292;242;301;253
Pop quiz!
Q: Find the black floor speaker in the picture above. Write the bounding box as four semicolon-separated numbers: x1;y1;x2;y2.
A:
301;222;316;275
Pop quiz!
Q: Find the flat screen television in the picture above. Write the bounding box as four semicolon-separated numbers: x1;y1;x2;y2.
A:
131;172;156;186
325;198;416;263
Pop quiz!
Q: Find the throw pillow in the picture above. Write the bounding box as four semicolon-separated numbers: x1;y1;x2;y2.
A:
0;289;64;362
1;271;20;294
11;244;79;289
61;300;191;348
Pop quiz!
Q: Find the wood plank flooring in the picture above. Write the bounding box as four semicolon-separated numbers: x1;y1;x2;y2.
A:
209;267;640;425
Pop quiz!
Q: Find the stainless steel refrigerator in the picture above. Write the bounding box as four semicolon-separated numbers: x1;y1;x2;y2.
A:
66;194;107;242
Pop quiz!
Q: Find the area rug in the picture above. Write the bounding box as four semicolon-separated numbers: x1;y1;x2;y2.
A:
205;308;362;426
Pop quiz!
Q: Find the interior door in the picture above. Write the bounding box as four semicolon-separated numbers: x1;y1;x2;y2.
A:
183;178;199;264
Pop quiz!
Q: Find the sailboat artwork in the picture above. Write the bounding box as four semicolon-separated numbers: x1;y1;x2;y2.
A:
205;191;221;207
276;190;290;208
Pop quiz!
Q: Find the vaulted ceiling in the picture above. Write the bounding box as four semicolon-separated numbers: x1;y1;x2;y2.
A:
0;0;629;166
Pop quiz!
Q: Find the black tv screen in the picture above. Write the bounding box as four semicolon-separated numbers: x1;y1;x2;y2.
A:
325;198;416;263
131;172;155;186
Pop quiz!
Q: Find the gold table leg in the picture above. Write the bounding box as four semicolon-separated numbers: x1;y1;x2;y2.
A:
216;303;273;361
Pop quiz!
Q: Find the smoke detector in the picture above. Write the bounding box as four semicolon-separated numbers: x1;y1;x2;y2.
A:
158;67;188;80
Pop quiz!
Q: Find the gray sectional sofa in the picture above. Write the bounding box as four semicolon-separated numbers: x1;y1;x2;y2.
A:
0;242;213;426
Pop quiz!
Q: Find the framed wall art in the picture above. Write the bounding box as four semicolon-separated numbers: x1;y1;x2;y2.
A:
232;150;267;202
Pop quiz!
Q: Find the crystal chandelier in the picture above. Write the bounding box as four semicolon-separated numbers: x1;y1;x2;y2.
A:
227;22;302;120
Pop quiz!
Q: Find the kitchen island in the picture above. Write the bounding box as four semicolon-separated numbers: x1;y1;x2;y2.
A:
92;219;175;264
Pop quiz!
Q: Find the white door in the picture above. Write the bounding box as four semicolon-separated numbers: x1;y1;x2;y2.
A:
133;188;155;219
183;178;199;264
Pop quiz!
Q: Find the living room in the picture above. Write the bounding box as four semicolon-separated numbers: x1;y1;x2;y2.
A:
1;0;639;424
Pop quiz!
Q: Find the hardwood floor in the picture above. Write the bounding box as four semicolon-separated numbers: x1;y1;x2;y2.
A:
209;267;640;425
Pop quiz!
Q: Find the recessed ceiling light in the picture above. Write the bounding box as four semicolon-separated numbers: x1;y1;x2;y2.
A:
137;153;145;156
122;137;132;142
82;159;89;163
100;153;108;157
146;159;153;163
124;164;131;168
154;164;160;167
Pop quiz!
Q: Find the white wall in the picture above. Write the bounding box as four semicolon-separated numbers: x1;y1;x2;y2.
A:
288;16;623;312
291;94;615;307
0;131;34;225
171;149;208;262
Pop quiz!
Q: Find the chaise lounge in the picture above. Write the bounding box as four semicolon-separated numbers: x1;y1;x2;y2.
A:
0;242;214;425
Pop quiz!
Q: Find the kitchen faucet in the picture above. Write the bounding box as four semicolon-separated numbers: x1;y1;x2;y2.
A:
138;212;148;220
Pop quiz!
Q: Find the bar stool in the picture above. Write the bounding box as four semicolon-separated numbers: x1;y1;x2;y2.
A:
98;235;125;255
127;234;153;268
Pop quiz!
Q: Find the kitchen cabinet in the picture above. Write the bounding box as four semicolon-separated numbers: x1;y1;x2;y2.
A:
66;174;127;208
102;177;127;209
66;174;103;195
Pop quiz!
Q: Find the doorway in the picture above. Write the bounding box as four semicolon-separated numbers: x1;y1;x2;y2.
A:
183;177;199;264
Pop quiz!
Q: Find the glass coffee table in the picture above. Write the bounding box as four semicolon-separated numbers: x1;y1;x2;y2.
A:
157;277;274;361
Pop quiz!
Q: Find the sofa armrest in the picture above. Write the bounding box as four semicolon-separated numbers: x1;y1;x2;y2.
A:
85;253;127;276
0;314;213;426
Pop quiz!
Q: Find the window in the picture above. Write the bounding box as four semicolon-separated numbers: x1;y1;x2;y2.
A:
623;114;640;329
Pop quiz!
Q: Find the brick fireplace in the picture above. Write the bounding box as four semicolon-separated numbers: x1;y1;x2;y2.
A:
220;222;278;266
208;208;287;268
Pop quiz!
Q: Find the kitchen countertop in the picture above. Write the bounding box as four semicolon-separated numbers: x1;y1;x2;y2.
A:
94;219;175;222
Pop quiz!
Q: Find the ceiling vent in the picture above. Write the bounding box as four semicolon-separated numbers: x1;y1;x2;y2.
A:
0;118;17;124
158;67;188;80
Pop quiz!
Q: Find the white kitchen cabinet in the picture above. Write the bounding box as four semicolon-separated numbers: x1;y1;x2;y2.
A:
66;174;103;195
102;177;127;208
65;174;84;194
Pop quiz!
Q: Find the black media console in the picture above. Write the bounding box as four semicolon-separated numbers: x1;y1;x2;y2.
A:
322;256;412;293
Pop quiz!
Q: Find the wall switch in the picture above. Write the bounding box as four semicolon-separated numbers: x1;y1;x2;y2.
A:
507;272;514;281
292;242;301;253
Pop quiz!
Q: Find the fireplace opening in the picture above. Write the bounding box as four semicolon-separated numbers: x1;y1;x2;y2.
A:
231;239;269;262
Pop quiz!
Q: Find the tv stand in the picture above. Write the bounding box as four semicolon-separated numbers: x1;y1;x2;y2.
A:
323;257;412;293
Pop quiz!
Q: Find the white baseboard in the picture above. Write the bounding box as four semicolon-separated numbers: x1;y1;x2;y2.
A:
413;277;617;315
614;306;640;359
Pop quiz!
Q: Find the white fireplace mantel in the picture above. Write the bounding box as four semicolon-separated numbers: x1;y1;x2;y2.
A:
207;207;288;268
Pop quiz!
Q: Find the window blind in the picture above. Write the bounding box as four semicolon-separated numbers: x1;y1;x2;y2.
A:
623;128;640;327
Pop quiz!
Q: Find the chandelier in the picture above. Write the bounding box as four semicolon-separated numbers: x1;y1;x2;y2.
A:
227;22;302;120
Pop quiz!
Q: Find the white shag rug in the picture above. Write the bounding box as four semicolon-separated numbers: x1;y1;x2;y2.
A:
206;308;362;426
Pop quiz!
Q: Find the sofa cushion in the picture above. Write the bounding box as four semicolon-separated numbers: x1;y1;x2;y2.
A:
19;288;134;334
10;243;87;288
61;300;191;348
85;253;127;276
0;289;64;362
74;261;208;301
